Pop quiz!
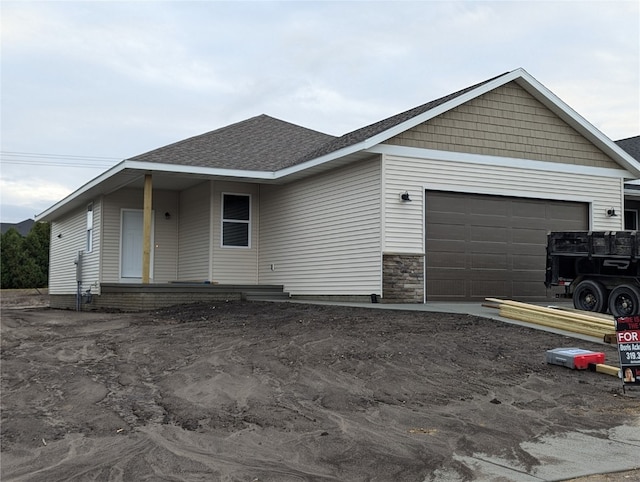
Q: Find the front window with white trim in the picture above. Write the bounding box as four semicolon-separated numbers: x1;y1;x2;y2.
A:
222;194;250;247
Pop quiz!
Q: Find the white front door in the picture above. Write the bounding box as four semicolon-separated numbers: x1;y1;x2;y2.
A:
121;210;153;280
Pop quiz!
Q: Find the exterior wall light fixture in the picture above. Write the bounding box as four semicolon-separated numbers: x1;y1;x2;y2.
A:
401;191;412;202
606;208;618;217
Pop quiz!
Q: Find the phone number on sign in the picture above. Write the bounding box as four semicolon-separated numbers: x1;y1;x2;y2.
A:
622;351;640;363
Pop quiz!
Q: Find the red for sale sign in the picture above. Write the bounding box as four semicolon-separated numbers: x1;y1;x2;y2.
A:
615;316;640;387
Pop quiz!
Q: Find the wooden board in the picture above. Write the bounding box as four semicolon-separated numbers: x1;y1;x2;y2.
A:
486;297;616;339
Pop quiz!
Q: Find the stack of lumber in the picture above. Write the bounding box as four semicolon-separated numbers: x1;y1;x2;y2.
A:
485;298;616;340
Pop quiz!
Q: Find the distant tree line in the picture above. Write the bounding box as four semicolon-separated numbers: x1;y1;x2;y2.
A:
1;222;50;289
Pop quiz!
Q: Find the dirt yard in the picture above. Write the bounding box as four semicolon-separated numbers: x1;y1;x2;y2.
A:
1;289;638;481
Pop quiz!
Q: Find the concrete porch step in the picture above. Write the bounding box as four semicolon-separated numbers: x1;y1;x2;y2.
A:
244;290;291;301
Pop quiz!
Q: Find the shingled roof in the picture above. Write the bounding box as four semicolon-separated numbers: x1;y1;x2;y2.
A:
127;114;335;171
617;135;640;162
128;72;510;172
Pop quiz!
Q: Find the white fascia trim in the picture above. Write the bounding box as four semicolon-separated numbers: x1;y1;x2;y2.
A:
35;161;130;220
123;160;276;180
368;144;633;179
513;69;640;178
35;161;277;221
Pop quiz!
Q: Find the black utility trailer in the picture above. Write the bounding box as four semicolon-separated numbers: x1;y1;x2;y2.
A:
545;231;640;317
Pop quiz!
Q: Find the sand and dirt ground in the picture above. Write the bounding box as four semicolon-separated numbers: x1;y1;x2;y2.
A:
1;289;638;481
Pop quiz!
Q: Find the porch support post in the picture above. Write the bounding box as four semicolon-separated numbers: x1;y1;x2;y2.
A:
142;174;153;284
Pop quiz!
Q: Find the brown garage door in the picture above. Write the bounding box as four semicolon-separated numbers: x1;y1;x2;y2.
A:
425;191;588;301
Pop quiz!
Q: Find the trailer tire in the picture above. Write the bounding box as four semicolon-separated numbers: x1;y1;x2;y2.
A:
573;280;607;313
608;284;640;317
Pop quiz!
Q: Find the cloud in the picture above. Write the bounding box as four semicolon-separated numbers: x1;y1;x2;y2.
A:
0;176;72;213
1;0;638;223
3;2;236;95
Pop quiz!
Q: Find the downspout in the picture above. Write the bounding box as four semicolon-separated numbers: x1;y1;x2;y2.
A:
74;251;83;311
209;181;215;283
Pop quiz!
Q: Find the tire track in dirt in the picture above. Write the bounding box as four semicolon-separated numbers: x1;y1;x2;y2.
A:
2;301;638;481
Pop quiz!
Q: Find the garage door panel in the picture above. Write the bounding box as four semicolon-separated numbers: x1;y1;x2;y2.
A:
470;216;513;228
512;254;544;270
511;200;547;218
512;281;551;298
471;254;508;269
511;227;547;244
427;267;467;276
469;199;509;216
427;223;467;240
470;241;509;254
470;225;508;242
427;242;467;257
428;209;470;222
510;214;554;227
431;268;512;280
470;281;509;298
511;244;546;257
425;191;588;301
427;193;468;212
429;253;466;268
426;279;466;298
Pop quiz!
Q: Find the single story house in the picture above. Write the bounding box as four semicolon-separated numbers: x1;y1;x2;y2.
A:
36;68;640;310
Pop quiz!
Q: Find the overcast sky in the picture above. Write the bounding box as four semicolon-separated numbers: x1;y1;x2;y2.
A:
1;1;639;223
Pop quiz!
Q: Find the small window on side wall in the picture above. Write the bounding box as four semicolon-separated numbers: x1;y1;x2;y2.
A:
86;203;94;252
222;194;250;247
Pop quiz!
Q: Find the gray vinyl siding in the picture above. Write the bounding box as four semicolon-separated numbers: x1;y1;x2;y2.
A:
102;188;178;283
152;192;179;282
259;157;382;295
48;199;101;295
383;154;624;255
210;181;259;283
178;182;210;281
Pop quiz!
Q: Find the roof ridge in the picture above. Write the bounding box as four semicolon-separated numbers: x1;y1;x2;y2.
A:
126;112;335;170
126;114;269;161
127;114;332;163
